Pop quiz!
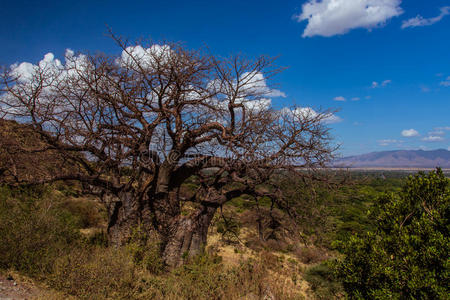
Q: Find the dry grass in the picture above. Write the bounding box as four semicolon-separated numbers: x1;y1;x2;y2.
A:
0;184;337;299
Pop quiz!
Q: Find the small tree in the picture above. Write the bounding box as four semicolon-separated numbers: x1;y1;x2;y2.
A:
334;168;449;299
0;35;337;266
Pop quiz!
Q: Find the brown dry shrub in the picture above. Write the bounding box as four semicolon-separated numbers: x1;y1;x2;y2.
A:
50;247;139;299
49;246;305;300
294;246;328;265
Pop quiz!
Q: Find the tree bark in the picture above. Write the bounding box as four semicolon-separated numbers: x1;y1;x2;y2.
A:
106;191;152;246
106;164;220;267
161;204;217;267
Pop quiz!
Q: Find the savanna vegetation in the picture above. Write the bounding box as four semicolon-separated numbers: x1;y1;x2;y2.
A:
1;159;447;299
0;37;448;299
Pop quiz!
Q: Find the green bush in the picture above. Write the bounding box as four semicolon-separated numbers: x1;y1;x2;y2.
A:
304;262;343;299
126;226;164;275
0;185;81;277
58;198;106;228
334;169;450;299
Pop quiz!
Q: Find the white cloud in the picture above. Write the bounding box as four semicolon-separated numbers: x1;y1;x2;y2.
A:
401;129;419;137
429;130;445;136
3;50;89;116
365;96;372;100
206;71;286;112
425;127;450;138
295;0;403;38
381;79;392;86
371;79;391;88
288;107;342;124
402;6;450;29
239;72;286;98
119;45;173;70
422;136;444;142
351;97;360;101
378;139;400;146
333;96;346;101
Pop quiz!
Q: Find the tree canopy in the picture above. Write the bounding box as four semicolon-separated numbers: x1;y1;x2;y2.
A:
334;168;450;299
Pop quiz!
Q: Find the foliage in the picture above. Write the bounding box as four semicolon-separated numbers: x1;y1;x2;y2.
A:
126;226;164;274
334;169;450;299
0;185;81;277
3;169;447;299
0;184;297;299
304;261;343;299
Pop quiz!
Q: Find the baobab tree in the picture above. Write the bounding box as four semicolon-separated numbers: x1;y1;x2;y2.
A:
0;36;338;266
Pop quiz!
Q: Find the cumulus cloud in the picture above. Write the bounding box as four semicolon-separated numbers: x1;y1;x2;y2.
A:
239;72;286;98
295;0;403;38
333;96;346;101
207;71;286;112
119;45;172;70
402;6;450;29
351;97;360;101
401;129;419;137
3;50;89;117
285;107;342;124
241;98;272;111
422;136;444;142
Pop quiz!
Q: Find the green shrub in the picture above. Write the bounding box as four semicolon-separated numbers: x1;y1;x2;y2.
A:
304;262;343;299
334;169;450;299
126;225;164;274
0;185;81;277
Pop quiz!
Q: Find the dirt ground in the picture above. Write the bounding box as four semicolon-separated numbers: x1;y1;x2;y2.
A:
0;274;44;300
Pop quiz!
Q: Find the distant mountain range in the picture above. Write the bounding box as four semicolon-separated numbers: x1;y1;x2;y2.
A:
334;149;450;168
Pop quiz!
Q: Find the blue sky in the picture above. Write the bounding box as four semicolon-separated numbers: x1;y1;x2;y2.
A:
0;0;449;156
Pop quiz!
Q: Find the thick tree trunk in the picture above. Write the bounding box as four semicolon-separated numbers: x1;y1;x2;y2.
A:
106;159;219;267
106;190;219;267
161;204;217;267
106;191;152;246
